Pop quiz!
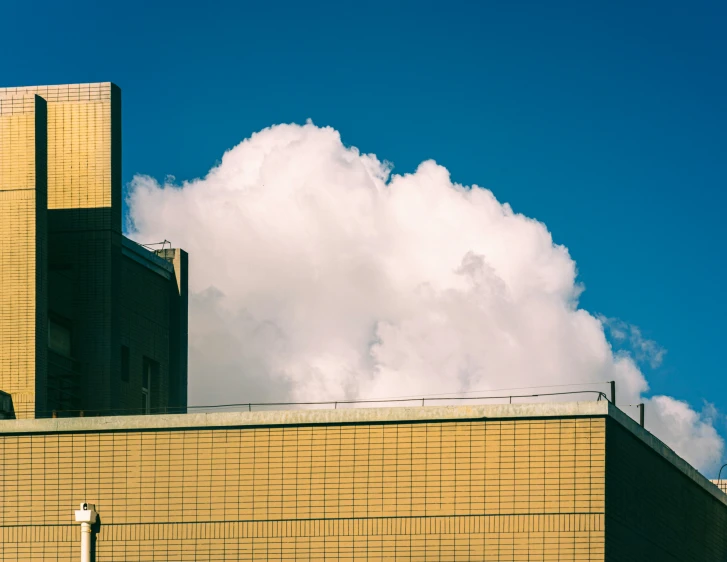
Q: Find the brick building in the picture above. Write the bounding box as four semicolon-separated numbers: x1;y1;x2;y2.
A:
1;83;725;561
0;401;725;561
0;83;188;418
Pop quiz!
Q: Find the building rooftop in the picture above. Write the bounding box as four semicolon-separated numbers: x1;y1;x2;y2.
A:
0;399;725;507
0;400;605;432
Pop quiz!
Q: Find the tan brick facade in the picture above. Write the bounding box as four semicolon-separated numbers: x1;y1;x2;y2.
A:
0;95;47;419
0;412;605;561
2;403;726;560
0;83;116;212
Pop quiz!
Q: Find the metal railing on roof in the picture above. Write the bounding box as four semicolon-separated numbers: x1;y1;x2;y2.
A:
37;389;609;418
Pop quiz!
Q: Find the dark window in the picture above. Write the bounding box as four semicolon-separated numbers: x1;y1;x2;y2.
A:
48;318;72;357
121;346;130;382
141;357;159;414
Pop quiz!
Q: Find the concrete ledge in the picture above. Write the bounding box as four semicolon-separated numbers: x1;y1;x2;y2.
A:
0;401;607;434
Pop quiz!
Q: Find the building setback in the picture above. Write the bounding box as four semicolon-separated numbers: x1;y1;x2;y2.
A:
0;401;725;561
0;83;188;419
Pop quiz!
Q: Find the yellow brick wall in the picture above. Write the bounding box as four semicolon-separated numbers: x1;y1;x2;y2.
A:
0;82;124;417
0;95;46;419
0;83;120;418
0;417;606;561
0;83;114;210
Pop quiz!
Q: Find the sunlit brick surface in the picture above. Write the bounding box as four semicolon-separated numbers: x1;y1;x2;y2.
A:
0;417;605;561
0;83;114;210
0;95;47;419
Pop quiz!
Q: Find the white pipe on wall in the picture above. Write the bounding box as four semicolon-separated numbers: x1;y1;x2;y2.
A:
74;503;97;562
80;522;92;562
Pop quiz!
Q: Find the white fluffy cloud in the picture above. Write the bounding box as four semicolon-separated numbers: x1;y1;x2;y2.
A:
646;396;724;473
127;122;724;474
601;316;667;369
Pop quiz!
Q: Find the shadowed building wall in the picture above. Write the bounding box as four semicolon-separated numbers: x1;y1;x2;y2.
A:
0;83;187;418
0;402;724;561
120;241;188;415
605;419;727;561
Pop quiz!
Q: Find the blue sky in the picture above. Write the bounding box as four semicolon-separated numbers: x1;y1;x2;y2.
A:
3;1;726;431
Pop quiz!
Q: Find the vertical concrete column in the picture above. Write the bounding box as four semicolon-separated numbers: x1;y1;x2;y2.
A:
0;95;48;418
170;248;188;412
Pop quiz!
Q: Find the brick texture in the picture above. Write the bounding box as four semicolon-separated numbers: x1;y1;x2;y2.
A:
0;417;606;561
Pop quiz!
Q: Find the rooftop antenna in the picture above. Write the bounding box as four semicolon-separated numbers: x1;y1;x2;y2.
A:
141;239;171;252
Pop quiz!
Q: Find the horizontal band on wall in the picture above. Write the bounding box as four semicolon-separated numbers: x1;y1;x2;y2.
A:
0;512;603;543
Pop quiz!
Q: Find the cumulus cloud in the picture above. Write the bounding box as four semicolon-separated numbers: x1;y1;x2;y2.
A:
601;316;666;369
127;121;723;473
645;397;724;472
